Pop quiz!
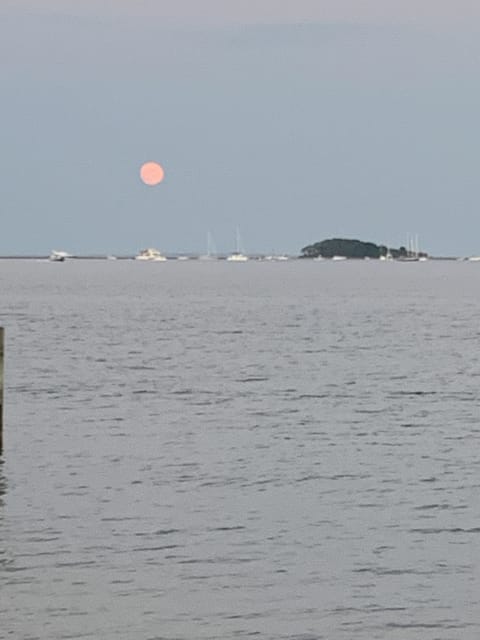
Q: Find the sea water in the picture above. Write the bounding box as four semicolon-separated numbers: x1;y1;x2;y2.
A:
1;259;479;639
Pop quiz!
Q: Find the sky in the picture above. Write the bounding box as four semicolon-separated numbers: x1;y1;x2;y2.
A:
2;1;480;256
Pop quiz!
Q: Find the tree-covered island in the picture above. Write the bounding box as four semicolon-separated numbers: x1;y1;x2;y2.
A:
300;238;427;259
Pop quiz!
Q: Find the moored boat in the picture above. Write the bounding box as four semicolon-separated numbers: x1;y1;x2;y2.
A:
227;227;249;261
135;248;167;261
226;252;249;262
49;250;71;262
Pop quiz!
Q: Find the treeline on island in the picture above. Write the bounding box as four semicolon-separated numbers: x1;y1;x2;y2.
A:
300;238;427;259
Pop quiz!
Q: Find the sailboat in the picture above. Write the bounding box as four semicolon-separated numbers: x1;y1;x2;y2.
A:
199;231;218;261
226;227;249;261
379;245;393;261
398;234;428;262
404;234;419;261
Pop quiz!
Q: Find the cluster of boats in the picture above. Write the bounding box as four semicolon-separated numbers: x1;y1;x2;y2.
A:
44;231;475;263
46;250;480;263
49;232;434;263
48;248;291;262
133;249;290;262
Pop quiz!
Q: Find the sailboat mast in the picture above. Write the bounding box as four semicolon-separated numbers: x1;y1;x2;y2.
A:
235;226;240;253
207;231;212;257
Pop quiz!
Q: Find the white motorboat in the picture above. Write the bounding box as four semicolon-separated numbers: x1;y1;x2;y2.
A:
135;248;167;261
263;254;289;261
49;250;71;262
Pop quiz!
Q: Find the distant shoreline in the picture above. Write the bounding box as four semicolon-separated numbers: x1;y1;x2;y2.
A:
0;254;463;261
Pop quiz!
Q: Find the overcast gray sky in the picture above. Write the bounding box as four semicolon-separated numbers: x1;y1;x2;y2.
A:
2;1;480;255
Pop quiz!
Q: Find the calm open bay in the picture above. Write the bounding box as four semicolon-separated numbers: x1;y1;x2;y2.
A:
1;258;479;639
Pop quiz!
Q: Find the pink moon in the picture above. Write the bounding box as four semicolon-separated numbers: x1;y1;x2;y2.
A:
140;161;165;186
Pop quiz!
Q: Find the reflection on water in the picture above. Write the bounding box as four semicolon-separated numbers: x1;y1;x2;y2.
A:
0;457;10;574
1;260;480;639
0;458;6;507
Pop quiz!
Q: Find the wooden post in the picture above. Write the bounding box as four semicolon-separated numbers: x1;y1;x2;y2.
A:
0;328;3;454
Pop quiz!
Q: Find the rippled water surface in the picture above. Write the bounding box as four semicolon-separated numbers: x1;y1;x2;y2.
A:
1;259;480;639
